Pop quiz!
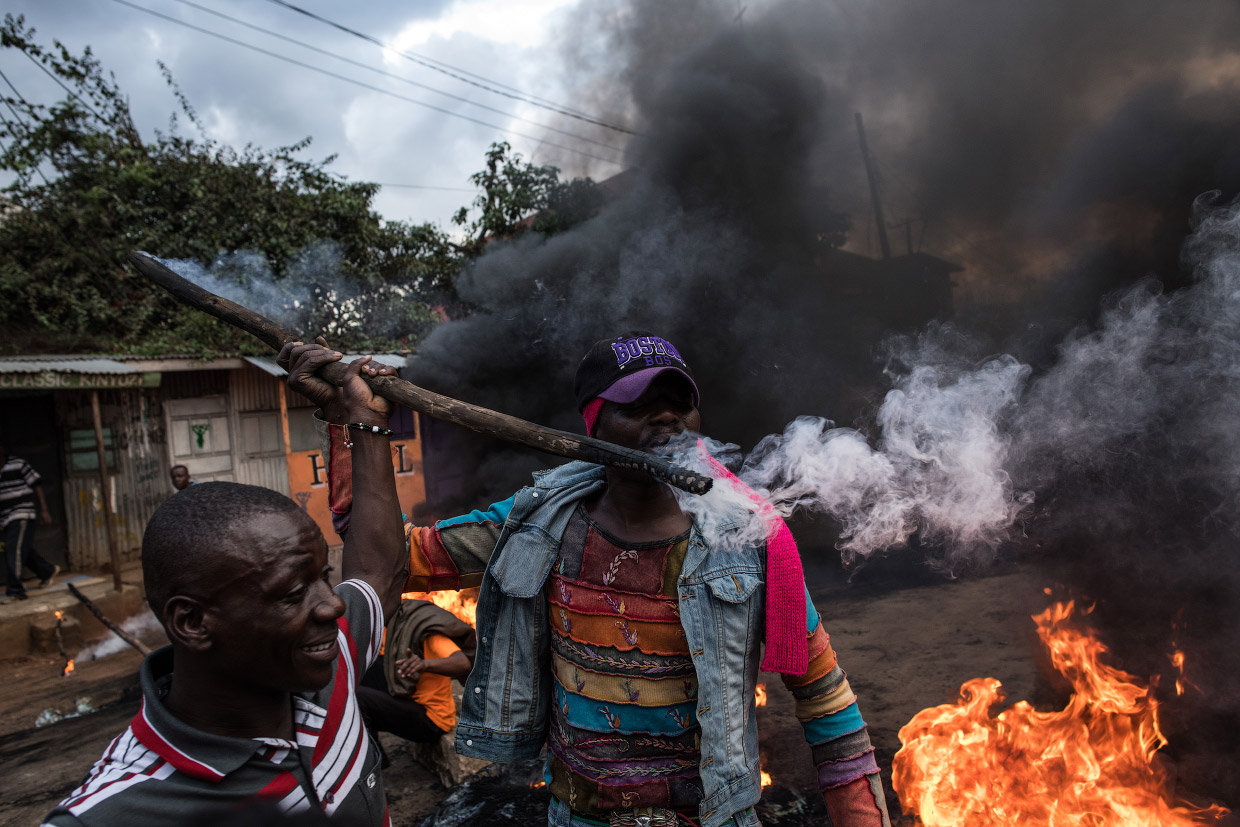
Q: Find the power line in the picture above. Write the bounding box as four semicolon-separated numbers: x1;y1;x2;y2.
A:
261;0;636;136
0;104;45;179
0;123;155;281
0;70;53;185
875;156;929;253
20;49;109;124
105;0;625;167
164;0;625;155
374;183;475;192
263;0;626;129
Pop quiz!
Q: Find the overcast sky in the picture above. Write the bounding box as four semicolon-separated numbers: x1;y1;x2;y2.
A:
8;0;1240;288
2;0;635;228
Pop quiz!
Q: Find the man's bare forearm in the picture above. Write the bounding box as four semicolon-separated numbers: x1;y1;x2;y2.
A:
281;345;405;618
343;431;406;620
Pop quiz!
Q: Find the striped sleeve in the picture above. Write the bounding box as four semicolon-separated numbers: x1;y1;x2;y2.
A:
781;589;891;826
402;496;515;591
335;579;385;676
19;458;40;486
43;729;177;825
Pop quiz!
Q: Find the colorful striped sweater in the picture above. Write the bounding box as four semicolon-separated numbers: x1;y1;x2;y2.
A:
546;506;700;817
401;499;889;825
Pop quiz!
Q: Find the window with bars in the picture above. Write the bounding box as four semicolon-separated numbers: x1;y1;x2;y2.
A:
65;428;118;474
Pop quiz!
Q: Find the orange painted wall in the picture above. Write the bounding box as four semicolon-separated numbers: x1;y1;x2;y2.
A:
286;436;424;544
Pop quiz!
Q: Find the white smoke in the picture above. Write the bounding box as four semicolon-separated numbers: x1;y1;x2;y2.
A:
152;241;415;344
668;196;1240;569
77;609;164;661
156;244;336;330
667;344;1032;566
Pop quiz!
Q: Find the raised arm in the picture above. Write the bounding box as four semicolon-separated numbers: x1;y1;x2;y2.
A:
317;412;510;592
281;342;406;621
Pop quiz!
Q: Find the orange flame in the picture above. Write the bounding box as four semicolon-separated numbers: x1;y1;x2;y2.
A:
63;659;75;677
892;600;1230;826
755;683;770;787
529;780;546;788
1169;650;1199;697
401;588;479;628
54;610;63;620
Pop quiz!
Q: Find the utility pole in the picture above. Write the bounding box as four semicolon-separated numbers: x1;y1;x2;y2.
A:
891;218;918;255
855;112;892;260
90;391;123;591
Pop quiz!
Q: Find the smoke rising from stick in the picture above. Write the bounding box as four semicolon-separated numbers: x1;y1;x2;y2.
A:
159;243;432;349
160;244;345;331
76;610;163;662
648;198;1240;804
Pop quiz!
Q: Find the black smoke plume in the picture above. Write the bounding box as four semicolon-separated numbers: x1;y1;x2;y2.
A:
408;0;1240;807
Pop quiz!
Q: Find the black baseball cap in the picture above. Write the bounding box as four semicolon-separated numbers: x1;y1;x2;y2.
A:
574;333;699;412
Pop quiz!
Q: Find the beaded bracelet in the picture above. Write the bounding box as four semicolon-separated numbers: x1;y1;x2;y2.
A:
336;421;392;448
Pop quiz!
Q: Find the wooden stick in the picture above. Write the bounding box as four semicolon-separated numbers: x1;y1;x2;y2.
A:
90;391;124;592
126;252;712;495
67;583;153;657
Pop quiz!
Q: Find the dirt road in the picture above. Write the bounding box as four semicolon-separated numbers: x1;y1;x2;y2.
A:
0;563;1162;825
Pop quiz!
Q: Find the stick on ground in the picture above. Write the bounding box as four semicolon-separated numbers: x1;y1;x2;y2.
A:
67;583;153;657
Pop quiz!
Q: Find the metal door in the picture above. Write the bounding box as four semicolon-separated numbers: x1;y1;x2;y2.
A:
164;396;234;483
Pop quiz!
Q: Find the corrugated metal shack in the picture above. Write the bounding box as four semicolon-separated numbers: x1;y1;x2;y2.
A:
0;353;422;578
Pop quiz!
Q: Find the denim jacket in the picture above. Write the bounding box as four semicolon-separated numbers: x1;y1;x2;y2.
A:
455;461;766;827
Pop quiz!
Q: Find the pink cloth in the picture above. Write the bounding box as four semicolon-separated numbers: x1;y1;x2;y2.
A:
579;403;808;674
582;397;605;436
699;443;809;675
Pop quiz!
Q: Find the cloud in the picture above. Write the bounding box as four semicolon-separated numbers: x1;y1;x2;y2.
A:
389;0;578;49
0;0;609;225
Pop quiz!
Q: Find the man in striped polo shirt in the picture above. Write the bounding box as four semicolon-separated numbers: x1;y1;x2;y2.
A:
1;440;59;603
44;349;410;826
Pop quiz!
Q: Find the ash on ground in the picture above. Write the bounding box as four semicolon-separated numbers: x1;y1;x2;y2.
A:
417;756;823;826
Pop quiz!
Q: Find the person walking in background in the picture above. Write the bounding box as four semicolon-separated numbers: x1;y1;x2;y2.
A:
0;439;59;603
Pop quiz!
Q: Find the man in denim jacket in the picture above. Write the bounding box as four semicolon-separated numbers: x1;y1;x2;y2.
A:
303;334;891;827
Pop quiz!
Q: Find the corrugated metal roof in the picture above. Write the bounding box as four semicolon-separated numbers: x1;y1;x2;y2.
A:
2;352;410;376
243;353;408;377
362;353;410;369
0;356;139;374
110;353;219;361
243;356;288;378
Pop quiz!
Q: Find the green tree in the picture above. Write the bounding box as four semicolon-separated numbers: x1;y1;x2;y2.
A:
0;20;605;357
452;141;603;253
0;15;454;356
